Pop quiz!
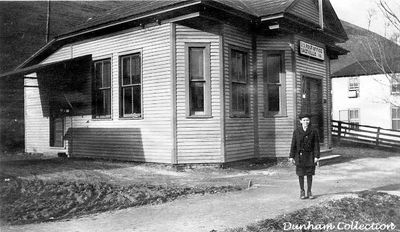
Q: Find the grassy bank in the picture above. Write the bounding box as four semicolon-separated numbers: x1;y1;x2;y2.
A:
226;191;400;232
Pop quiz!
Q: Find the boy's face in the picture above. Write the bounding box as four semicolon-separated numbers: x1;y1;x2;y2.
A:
299;117;310;127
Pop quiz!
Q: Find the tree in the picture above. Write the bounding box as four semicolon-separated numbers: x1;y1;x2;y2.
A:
353;0;400;107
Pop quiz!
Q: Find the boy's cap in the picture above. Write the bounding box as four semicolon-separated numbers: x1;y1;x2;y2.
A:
298;113;312;119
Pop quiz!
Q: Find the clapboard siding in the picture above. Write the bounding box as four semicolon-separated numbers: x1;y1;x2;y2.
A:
175;24;222;163
256;36;296;157
294;35;330;149
288;0;320;26
25;24;173;162
223;25;255;162
24;78;66;154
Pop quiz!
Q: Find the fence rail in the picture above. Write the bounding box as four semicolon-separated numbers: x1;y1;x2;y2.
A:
332;120;400;149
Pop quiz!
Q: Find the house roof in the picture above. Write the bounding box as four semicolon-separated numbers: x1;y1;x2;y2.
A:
331;20;400;74
331;57;400;77
62;0;296;37
15;0;347;70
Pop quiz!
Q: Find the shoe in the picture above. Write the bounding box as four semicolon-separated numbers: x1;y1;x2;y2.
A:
300;190;306;199
308;191;314;199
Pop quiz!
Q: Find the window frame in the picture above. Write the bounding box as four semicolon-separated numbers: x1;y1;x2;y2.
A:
392;107;400;130
391;74;400;95
229;46;250;118
185;42;211;118
263;50;287;117
348;108;360;130
92;58;112;119
119;52;143;119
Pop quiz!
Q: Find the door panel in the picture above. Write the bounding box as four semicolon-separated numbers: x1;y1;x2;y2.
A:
301;77;324;142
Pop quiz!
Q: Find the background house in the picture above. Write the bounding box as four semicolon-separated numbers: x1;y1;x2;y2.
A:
331;58;400;130
330;21;400;130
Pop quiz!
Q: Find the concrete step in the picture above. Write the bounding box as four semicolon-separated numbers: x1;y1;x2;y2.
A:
318;154;342;166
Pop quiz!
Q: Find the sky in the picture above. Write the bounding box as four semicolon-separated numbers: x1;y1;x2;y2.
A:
330;0;400;40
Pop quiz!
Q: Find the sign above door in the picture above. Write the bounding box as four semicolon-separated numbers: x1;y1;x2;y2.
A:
299;41;325;61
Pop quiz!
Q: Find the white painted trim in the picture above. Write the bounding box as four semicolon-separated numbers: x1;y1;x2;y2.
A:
261;14;284;22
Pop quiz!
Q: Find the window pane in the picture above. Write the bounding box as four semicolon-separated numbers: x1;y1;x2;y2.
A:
132;56;141;84
123;87;133;115
232;84;238;111
268;84;280;112
267;55;281;84
189;48;204;80
103;61;111;88
232;83;248;113
122;57;131;85
393;108;400;118
104;90;111;116
231;50;247;82
393;120;400;130
231;52;238;82
95;62;102;88
133;85;141;114
190;82;205;113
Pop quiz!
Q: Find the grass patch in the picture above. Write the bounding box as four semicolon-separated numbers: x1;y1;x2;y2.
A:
0;176;241;225
226;191;400;232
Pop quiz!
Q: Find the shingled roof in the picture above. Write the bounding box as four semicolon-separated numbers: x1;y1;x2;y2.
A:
63;0;297;37
16;0;346;70
332;57;400;77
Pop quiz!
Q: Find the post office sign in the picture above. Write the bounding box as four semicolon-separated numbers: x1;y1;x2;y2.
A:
299;41;325;61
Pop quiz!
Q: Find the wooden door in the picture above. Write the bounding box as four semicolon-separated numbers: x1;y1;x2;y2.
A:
50;117;64;147
301;76;324;141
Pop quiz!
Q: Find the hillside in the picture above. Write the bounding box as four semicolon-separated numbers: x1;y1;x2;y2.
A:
331;20;400;73
0;1;126;74
0;1;126;151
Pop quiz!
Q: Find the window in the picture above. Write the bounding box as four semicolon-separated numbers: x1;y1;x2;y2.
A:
263;51;286;116
230;48;249;117
120;53;142;118
348;77;359;98
348;77;359;90
93;59;111;118
186;43;211;116
392;107;400;130
391;75;400;95
348;109;360;130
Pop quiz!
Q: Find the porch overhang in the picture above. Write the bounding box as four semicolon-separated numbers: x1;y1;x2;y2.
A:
7;55;93;117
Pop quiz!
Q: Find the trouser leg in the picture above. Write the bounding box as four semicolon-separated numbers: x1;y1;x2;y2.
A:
307;175;313;192
298;176;305;191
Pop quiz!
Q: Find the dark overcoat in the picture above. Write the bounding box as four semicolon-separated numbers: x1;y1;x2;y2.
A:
289;126;320;167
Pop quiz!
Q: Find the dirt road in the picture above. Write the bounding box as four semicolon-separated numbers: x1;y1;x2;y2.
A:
2;156;400;232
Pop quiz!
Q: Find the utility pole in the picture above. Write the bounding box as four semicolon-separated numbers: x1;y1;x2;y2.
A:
46;0;51;43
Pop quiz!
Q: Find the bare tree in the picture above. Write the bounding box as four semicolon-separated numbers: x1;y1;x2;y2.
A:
349;0;400;107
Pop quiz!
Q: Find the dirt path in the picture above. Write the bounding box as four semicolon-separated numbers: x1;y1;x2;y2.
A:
2;156;400;232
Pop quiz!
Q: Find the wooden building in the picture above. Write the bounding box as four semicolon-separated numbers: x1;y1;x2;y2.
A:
4;0;347;163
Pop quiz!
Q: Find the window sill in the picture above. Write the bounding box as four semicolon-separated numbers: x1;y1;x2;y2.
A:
49;146;66;150
119;117;143;120
264;114;288;118
92;117;113;121
186;115;213;119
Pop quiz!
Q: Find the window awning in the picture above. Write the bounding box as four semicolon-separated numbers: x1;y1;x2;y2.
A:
0;55;92;78
4;55;94;117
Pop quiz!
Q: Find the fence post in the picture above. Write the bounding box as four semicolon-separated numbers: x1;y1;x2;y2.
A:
376;127;381;146
338;121;342;143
